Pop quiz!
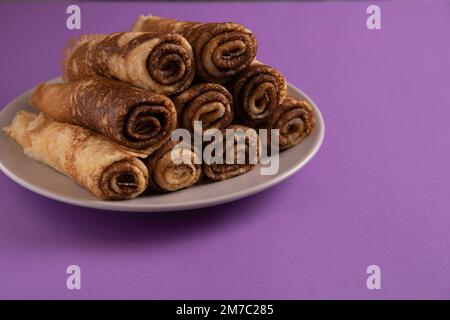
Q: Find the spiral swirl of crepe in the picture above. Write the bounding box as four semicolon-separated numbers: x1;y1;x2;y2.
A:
29;77;177;155
132;15;257;83
173;83;233;132
203;125;259;181
229;62;287;126
145;141;202;192
262;96;315;150
63;32;195;95
3;111;149;200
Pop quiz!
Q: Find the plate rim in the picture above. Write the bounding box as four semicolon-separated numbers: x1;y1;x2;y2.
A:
0;81;325;212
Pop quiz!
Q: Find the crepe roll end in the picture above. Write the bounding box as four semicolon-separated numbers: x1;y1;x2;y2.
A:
232;63;287;126
100;159;149;200
144;33;195;95
274;96;316;150
146;142;202;192
200;23;257;81
174;83;233;132
121;94;177;153
203;125;259;181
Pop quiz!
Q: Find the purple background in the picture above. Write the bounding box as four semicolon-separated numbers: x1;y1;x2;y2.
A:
1;0;450;299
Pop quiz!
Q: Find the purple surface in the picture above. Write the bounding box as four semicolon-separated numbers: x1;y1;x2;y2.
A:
1;0;450;299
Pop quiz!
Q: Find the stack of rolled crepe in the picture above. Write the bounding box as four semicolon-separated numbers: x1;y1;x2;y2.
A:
4;15;316;201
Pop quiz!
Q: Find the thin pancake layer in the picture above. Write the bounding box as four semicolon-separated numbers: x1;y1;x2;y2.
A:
4;111;148;200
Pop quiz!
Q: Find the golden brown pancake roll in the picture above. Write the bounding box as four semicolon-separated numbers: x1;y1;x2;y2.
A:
203;125;259;181
63;32;195;95
3;111;148;200
132;15;257;83
145;141;202;192
29;77;177;155
262;96;315;151
229;62;287;126
173;83;233;132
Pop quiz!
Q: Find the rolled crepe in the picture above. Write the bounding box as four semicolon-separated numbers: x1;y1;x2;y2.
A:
262;96;315;151
3;111;148;200
29;77;177;155
203;125;259;181
145;141;202;192
229;62;287;126
173;83;233;132
63;32;195;95
132;15;257;83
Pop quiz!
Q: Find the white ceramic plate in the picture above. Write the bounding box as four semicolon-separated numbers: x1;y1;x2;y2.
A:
0;78;324;212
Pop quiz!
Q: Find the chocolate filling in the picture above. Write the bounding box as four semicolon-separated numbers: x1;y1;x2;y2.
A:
116;172;137;187
175;83;233;132
269;98;315;150
241;75;278;122
147;42;191;86
124;104;170;146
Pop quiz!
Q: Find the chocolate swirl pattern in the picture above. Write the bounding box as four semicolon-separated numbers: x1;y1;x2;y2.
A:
229;63;287;126
203;125;259;181
63;32;195;95
4;112;148;200
173;83;233;132
29;77;177;155
132;16;257;83
145;141;202;192
262;96;315;151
